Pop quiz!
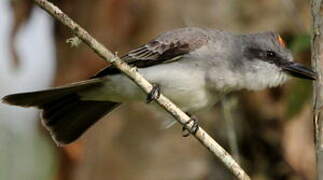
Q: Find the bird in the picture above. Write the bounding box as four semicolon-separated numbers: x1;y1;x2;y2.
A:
2;27;317;145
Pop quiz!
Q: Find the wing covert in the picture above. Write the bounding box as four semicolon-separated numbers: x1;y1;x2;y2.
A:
93;27;209;78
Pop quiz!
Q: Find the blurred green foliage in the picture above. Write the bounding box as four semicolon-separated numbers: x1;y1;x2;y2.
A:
289;34;311;53
285;34;312;119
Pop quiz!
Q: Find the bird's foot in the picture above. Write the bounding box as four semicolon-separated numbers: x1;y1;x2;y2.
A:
146;83;160;103
182;114;199;137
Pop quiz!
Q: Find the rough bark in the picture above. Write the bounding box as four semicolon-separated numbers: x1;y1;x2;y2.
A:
311;0;323;179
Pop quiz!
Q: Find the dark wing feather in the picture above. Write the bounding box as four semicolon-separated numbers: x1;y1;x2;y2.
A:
93;27;209;78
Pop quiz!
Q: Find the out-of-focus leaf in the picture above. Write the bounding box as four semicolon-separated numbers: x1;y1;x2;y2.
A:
284;33;312;119
289;34;311;53
285;79;312;119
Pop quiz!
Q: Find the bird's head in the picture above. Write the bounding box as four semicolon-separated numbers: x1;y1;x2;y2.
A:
236;32;316;90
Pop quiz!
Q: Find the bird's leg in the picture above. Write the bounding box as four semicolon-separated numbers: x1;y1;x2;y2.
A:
146;83;161;103
182;113;199;137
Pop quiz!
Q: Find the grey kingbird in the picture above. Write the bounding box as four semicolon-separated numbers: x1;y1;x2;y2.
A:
2;27;317;145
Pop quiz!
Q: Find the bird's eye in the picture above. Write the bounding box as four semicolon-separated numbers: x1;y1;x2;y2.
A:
265;51;276;58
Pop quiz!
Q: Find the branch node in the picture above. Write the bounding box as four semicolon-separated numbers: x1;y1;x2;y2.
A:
110;52;119;63
66;36;82;47
131;66;138;72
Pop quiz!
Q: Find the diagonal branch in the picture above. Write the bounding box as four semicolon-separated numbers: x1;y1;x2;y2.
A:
32;0;250;179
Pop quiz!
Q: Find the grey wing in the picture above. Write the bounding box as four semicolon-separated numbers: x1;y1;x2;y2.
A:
93;27;209;78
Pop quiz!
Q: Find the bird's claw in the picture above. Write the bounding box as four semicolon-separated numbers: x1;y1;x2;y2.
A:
182;115;199;137
146;83;160;103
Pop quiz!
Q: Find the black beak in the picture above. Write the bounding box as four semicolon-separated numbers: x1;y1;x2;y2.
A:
282;62;317;80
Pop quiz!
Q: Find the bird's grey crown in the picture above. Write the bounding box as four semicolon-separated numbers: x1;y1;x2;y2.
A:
239;31;293;63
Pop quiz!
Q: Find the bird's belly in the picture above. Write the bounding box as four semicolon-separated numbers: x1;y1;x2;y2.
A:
140;63;219;112
81;62;220;112
162;87;218;112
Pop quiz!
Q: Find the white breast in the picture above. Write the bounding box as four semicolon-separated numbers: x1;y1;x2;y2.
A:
81;59;221;112
139;61;220;112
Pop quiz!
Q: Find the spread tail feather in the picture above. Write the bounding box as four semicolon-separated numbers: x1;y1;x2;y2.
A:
2;78;104;107
2;78;120;145
41;95;119;145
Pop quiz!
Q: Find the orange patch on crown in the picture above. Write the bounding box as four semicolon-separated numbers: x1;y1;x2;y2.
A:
277;35;286;47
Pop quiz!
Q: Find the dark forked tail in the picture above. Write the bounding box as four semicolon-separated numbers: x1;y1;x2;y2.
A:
40;94;119;145
2;79;120;145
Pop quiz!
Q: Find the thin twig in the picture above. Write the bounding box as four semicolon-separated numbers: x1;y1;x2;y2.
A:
222;96;241;164
32;0;250;179
311;0;323;178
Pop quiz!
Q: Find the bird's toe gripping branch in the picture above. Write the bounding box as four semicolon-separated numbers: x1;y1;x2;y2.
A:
182;114;199;137
146;83;161;103
145;83;199;137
